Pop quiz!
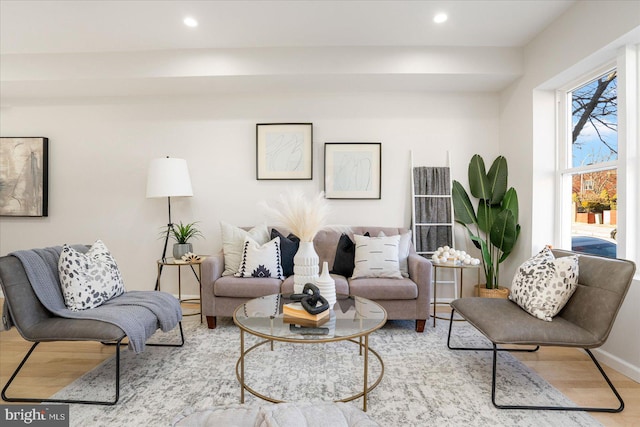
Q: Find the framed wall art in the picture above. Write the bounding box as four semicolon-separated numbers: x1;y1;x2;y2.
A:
324;142;381;199
0;137;49;217
256;123;313;180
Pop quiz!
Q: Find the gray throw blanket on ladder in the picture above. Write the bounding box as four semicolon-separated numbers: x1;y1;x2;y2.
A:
8;246;182;353
413;166;452;253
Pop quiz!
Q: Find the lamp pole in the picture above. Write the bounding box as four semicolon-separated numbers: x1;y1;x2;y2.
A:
147;157;193;291
156;196;173;290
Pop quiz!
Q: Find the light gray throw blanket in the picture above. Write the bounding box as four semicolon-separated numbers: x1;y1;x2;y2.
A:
9;246;182;354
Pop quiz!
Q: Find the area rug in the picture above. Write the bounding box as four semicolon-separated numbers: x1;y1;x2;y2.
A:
51;317;601;426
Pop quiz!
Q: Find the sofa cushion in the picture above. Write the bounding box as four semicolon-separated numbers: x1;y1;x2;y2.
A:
509;247;579;321
235;236;284;279
281;274;349;296
221;222;270;276
58;240;125;311
271;229;299;277
352;234;403;279
349;277;418;300
214;276;282;298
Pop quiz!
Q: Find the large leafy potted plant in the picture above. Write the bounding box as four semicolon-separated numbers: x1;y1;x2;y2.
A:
170;221;203;259
452;155;520;296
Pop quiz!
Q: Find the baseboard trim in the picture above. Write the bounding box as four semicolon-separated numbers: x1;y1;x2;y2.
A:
592;347;640;383
174;293;200;301
431;297;455;304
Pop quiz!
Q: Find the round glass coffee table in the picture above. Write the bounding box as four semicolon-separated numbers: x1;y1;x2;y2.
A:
233;294;387;411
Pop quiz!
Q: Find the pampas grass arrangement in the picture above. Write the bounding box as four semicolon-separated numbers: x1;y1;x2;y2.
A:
261;190;331;242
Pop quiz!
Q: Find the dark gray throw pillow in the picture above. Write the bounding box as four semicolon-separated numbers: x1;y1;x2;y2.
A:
271;229;300;277
331;232;369;277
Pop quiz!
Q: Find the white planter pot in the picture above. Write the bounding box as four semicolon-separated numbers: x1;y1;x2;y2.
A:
173;243;193;260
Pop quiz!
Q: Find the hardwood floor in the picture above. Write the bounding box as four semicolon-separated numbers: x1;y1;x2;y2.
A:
1;304;638;426
513;347;640;426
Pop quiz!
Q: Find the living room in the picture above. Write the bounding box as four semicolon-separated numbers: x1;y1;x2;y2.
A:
1;1;639;426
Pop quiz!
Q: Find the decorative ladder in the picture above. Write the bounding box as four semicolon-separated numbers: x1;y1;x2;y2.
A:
410;152;460;301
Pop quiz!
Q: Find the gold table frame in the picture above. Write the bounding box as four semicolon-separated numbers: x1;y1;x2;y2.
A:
432;262;480;327
233;295;387;412
156;258;203;323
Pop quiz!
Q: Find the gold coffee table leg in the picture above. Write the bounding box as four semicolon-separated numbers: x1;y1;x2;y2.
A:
240;329;245;403
363;334;369;411
236;338;384;409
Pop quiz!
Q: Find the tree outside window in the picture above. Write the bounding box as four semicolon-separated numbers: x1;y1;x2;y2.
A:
567;70;617;257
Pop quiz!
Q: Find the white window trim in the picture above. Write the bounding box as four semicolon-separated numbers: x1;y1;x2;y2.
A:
555;45;639;263
616;44;638;263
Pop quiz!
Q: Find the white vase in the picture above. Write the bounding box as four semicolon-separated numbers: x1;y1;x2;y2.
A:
293;241;319;293
316;261;336;309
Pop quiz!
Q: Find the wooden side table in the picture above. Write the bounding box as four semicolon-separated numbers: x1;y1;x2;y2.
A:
431;263;480;327
156;258;203;323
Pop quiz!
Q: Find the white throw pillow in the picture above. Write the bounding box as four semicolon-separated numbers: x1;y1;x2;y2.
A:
509;247;580;321
58;240;125;311
351;234;403;279
221;222;270;276
235;236;284;279
378;230;412;277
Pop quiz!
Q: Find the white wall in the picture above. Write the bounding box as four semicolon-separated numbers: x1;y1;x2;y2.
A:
0;91;498;296
500;1;640;381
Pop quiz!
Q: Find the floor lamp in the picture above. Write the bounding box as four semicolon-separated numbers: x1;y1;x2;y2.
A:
146;157;193;290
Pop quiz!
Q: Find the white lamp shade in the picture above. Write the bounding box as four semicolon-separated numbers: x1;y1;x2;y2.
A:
146;157;193;198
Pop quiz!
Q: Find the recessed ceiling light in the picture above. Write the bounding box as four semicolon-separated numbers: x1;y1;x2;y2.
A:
433;13;448;24
184;17;198;28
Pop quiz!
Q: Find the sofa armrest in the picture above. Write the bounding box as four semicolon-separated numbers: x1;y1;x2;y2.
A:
201;252;224;317
407;253;432;309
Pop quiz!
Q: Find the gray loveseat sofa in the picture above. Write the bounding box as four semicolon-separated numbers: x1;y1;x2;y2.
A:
201;227;432;332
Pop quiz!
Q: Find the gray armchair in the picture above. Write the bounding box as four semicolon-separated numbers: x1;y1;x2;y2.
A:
0;251;185;405
447;249;635;412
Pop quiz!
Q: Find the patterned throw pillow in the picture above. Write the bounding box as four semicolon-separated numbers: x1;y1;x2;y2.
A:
235;236;284;279
509;247;579;321
58;240;125;311
221;222;270;276
351;234;403;279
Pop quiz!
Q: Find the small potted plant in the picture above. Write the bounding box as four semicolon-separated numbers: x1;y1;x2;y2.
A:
452;154;520;298
170;221;203;259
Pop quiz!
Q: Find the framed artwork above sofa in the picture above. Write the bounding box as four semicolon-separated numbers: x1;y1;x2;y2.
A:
256;123;313;180
324;142;381;199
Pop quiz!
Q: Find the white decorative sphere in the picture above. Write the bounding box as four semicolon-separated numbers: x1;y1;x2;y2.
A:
463;258;471;265
443;245;450;251
432;254;439;262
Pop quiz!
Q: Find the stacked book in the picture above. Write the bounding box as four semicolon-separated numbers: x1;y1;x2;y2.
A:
283;302;330;327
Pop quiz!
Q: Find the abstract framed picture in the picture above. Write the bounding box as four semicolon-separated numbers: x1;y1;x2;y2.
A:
324;142;381;199
256;123;313;180
0;137;49;217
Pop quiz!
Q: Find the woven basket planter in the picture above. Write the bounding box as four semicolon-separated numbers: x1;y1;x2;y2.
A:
475;285;510;299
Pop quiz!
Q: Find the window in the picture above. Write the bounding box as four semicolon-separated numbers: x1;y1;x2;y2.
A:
582;179;594;191
560;69;618;258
